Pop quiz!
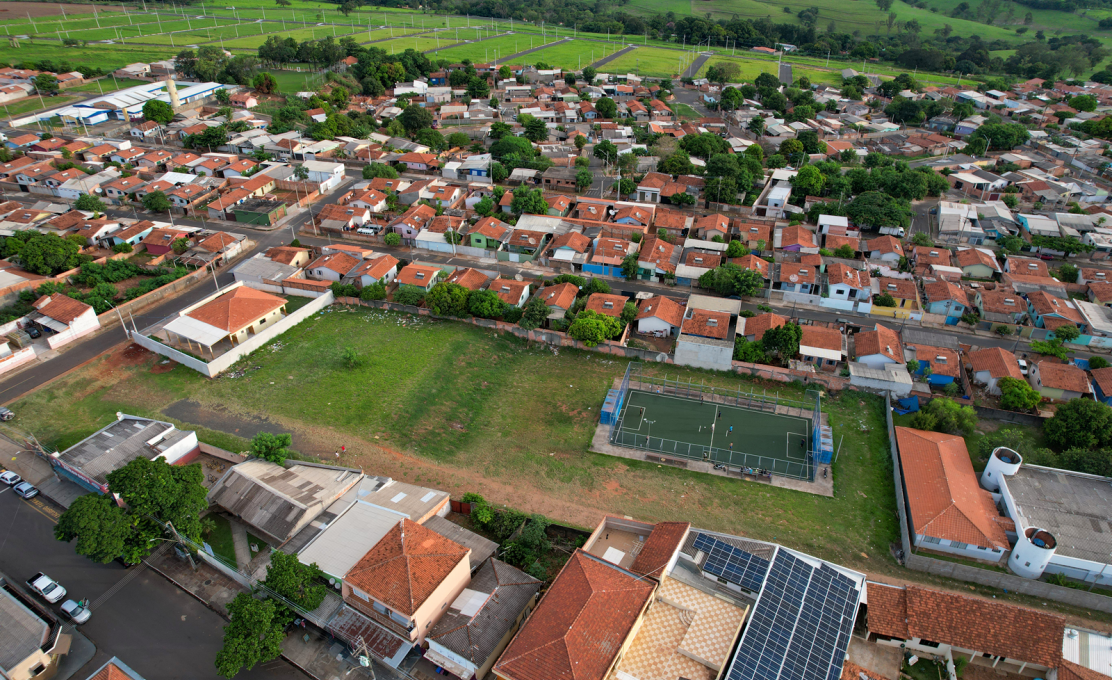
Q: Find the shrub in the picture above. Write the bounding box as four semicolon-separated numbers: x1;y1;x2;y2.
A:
112;242;133;254
393;287;426;306
359;284;386;301
384;232;401;246
1089;356;1111;370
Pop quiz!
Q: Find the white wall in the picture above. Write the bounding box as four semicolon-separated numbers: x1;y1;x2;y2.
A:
46;307;101;349
915;533;1005;563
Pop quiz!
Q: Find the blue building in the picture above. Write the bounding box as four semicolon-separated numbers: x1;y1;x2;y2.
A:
908;344;959;386
922;280;970;326
1093;367;1112;406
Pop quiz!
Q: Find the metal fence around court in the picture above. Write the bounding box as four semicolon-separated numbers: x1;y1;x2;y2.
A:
612;428;813;480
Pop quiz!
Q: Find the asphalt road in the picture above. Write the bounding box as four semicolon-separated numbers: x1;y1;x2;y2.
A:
0;486;306;680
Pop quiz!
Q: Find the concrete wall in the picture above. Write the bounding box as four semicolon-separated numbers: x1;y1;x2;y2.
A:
0;345;35;376
972;405;1046;427
673;340;733;371
133;291;334;377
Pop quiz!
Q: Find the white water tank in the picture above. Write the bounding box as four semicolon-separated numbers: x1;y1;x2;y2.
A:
981;447;1022;492
1010;527;1057;579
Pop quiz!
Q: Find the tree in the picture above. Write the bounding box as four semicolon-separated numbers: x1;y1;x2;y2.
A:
53;494;137;564
697;264;764;297
670;192;696;206
582;66;597;84
112;242;133;254
1089;356;1111;370
250;432;292;463
998;376;1042;412
362;162;398;180
833;245;856;259
911;398;978;435
447;132;470;148
520;114;548;142
790;165;825;196
996;234;1026;254
1030;337;1069;360
399;105;433;135
360;283;386;301
726;240;747;258
469;289;506;319
1002;193;1018;210
1045;398;1112;450
394;287;425;306
142;190;172;213
384;232;401;246
142;99;174;125
18;232;84;276
474;196;495;216
593;140;619;164
33;73;58;95
252;72;278;94
595;96;617;119
621;253;639;280
1054;325;1081;343
426;282;471;316
779;138;805;162
734;337;768;363
263;551;327;610
568;309;620;346
110;457;207;539
575;168;593;191
215;594;289;679
518;294;549;330
761;323;803;361
510;187;547;215
846;191;912;229
490;135;535;161
215;88;232;105
747;117;765;137
75;193;106;213
970;122;1030;151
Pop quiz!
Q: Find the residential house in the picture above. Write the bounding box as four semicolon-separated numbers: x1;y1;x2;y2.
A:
922;280;971;324
342;519;471;645
975;288;1028;325
396;264;442;292
398;152;441;172
967;347;1025;395
585;293;628;319
318;204;372;232
1028;360;1090;400
855;323;903;369
634;237;679;282
911;246;952;269
739;312;788;342
140;227;187;256
506;229;548;257
1091;366;1112;405
825;263;870;301
465;217;511;251
779;225;818;251
954;247;1001;279
799;325;845;370
348;189;387;213
131;120;161;139
907;344;960;385
694;213;729;240
547;231;592;266
488;278;530;308
1026;291;1085;334
536;282;578;319
29;293;101;348
303;160;345;191
894;426;1010;560
108;220;155;248
866;235;904;263
732;253;771;281
306;252;360;282
102;176;146;204
266;246;313;268
346;255;399;288
444;267;489;291
876;277;919;310
777;262;817;294
634;295;685;337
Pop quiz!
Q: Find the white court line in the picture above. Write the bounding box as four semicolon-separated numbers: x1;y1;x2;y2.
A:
786;432;809;461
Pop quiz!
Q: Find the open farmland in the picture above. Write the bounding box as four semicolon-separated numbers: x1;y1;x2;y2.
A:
374;35;460;55
430;34;527;63
600;46;687;78
526;39;626;70
0;42;176;71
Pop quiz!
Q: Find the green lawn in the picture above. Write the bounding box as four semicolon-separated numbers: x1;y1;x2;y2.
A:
66;78;150;94
269;70;324;93
428;34;531;63
0;95;79;119
374;36;460;55
204;513;238;567
220;26;356;48
671;102;700;119
601;46;687;78
245;531;269;555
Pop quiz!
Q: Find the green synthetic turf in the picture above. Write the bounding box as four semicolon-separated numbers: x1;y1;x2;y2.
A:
614;389;812;477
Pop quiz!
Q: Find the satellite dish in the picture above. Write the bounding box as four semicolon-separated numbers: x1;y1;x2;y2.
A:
789;274;799;282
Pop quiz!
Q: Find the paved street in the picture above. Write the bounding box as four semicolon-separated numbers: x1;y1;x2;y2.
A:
0;484;307;680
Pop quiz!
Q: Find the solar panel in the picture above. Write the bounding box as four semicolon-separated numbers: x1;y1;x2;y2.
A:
726;550;861;680
693;533;771;592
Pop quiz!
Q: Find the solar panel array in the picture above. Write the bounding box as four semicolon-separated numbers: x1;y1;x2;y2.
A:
692;533;771;593
727;550;860;680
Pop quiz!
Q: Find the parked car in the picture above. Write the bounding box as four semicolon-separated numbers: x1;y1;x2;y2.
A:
0;406;13;421
1018;359;1029;376
0;470;20;486
26;573;65;603
60;599;91;624
13;482;38;499
26;328;41;339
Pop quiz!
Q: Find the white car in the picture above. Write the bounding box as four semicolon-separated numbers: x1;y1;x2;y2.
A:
0;470;20;486
60;599;91;624
1018;359;1029;376
27;573;65;603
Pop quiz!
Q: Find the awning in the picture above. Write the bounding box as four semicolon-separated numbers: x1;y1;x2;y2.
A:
423;647;474;680
32;313;69;333
800;345;843;362
163;315;228;347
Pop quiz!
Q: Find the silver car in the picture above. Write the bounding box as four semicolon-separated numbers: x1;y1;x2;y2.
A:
60;599;91;624
0;470;20;486
13;482;38;499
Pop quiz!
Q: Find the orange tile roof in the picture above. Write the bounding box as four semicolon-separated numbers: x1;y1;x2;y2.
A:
628;521;689;579
88;662;145;680
186;286;286;333
743;312;788;341
682;309;730;339
866;235;903;255
445;267;490;291
1034;360;1090;394
731;253;769;278
696;213;729;233
780;225;817;249
1007;256;1050;278
954;247;999;272
1059;660;1110;680
895;426;1009;550
824;234;861;252
968;347;1024;381
800;325;843;353
635;296;685;328
977;288;1027;315
508;229;546;249
909;344;960;377
866;583;1063;668
344;519;469;617
1091;366;1112;397
591;237;632;265
826;262;869;289
396;264;441;287
614;206;649;225
493;550;655;680
266;246;310;265
489;278;529;305
637;237;677;273
779;261;817;285
550;231;591;253
1028;291;1084;323
349;254;398;281
33;294;91;324
653;208;688;231
196;232;238;253
923;280;969;308
539;282;578;310
307;252;360;276
683;251;721;269
912;246;952;267
469;216;511;241
584;293;627;318
877;277;917;301
855;324;902;363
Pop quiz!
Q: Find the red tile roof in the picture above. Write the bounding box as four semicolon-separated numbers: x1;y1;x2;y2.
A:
584;293;627;318
1059;660;1110;680
307;252;360;276
731;253;769;278
635;296;685;328
344;519;469;617
866;583;1063;668
445;267;490;291
538;282;578;310
696;213;729;234
493;550;656;680
894;427;1009;550
350;255;398;282
779;261;817;285
1034;360;1090;394
977;288;1027;316
743;312;788;341
800;325;843;353
489;278;529;305
550;231;591;253
681;309;730;339
396;264;441;287
1091;366;1112;398
628;521;689;579
780;225;817;249
923;280;969;308
954;247;999;272
912;246;952;267
910;344;960;377
1028;291;1084;323
855;324;902;363
186;286;286;333
637;238;677;273
683;251;722;269
33;294;91;324
968;347;1024;381
867;235;903;255
826;263;868;289
824;234;860;252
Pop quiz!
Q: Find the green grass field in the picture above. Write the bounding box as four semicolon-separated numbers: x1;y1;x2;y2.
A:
695;55;844;85
66;78;151;94
516;39;602;71
220;26;357;48
374;36;459;55
0;95;79;119
203;514;238;566
600;46;687;77
428;34;530;63
0;42;177;71
269;70;324;94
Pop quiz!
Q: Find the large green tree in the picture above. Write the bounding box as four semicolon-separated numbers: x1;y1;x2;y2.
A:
262;551;327;610
761;323;803;361
142;190;172;213
426;282;472;317
568;309;621;346
142;100;175;125
697;264;764;297
215;594;289;679
53;494;141;564
469;290;507;319
399;104;433;135
1045;398;1112;450
998;377;1042;412
18;232;85;276
250;432;292;464
75;193;107;213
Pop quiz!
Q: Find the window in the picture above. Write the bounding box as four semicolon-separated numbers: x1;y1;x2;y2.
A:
373;601;387;614
922;535;941;544
950;541;968;550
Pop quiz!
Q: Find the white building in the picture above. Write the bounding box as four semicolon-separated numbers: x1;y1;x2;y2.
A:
303;160;345;191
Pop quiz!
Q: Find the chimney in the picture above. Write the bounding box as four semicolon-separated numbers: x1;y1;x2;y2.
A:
167;79;180;109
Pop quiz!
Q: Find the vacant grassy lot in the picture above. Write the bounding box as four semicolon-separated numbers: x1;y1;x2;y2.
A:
431;34;529;63
696;55;843;86
66;77;150;94
0;94;78;118
601;47;686;77
0;42;176;71
14;305;898;578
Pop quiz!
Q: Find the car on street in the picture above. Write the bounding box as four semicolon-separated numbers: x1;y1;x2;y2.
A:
60;599;91;624
27;572;65;603
13;482;38;499
0;470;20;486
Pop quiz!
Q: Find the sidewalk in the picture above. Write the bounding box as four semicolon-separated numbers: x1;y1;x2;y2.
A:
143;544;386;680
